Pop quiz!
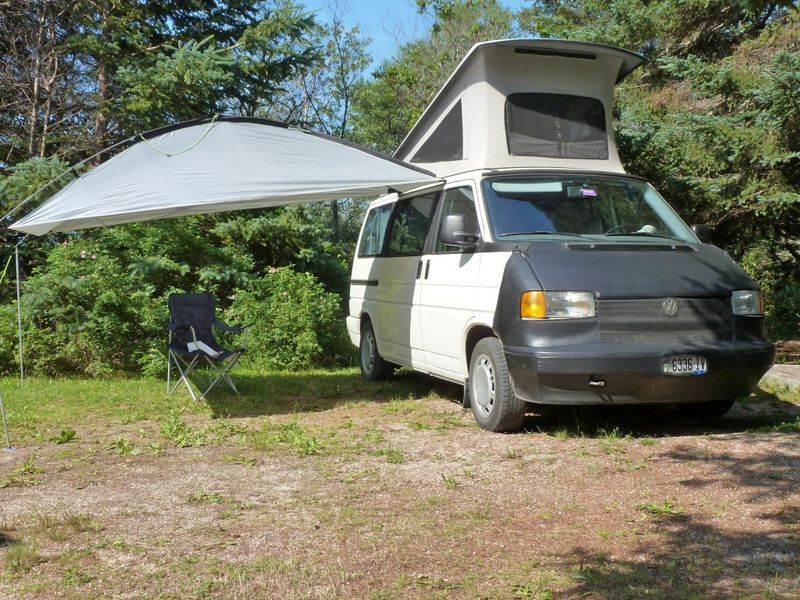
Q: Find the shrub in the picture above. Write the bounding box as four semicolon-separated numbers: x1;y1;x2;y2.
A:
0;234;352;376
16;242;156;376
741;244;800;340
226;267;353;371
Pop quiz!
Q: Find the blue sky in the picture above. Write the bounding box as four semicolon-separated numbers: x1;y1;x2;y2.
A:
303;0;530;72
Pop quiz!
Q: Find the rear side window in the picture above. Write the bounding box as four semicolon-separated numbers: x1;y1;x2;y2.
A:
358;204;392;257
506;93;608;159
385;193;438;256
411;101;463;163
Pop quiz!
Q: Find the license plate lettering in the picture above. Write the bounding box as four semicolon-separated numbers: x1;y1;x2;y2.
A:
662;355;706;376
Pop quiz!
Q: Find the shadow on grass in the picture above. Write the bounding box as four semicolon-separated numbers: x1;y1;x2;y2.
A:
517;388;800;597
522;385;800;439
202;369;463;419
560;509;800;598
0;529;16;547
198;363;800;440
553;437;800;597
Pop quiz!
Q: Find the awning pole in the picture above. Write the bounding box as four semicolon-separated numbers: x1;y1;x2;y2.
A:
0;391;13;451
15;239;25;384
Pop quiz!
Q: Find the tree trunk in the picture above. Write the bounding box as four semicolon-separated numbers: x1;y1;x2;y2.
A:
94;62;108;160
93;0;111;163
330;199;340;242
40;23;59;157
27;1;47;157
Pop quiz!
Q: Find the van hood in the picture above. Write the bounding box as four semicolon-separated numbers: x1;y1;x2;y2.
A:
521;241;756;297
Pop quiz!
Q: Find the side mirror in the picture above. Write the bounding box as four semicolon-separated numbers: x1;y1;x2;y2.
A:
691;224;713;244
440;214;479;249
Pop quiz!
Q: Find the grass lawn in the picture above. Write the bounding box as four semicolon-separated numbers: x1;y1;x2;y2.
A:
0;368;799;599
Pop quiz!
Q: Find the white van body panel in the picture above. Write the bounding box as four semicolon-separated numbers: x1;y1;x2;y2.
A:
418;251;482;378
349;256;428;370
419;250;512;381
349;264;426;366
374;256;427;369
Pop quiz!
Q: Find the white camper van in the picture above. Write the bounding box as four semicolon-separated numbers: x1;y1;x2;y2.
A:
347;39;775;432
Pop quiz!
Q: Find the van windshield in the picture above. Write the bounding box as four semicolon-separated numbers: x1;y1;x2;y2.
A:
481;175;696;243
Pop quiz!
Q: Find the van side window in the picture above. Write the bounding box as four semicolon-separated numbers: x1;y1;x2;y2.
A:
436;187;479;253
386;193;438;256
358;204;393;257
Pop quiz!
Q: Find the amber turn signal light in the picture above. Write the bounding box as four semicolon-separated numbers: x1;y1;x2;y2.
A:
520;290;547;319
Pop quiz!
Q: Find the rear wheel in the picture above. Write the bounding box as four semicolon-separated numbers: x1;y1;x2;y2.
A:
677;398;735;419
359;320;393;381
469;337;526;432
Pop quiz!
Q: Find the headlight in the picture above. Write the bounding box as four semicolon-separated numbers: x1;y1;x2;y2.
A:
731;290;764;316
520;291;596;319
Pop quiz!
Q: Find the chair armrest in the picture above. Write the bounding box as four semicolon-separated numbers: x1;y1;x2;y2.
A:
213;318;246;333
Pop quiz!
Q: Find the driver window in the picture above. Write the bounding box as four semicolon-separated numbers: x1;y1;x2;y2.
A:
436;187;479;253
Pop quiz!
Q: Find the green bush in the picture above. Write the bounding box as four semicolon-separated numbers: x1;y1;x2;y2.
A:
226;267;354;371
16;242;158;376
0;261;354;376
0;304;22;372
741;245;800;340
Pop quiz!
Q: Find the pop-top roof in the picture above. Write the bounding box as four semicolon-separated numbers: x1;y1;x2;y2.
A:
394;39;645;177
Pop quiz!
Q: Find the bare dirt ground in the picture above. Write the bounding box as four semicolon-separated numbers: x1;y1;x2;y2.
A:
0;372;798;599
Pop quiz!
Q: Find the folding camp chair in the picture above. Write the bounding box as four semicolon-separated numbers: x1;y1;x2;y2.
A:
167;293;246;401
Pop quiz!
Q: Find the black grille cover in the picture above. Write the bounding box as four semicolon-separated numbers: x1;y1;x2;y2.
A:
598;297;732;343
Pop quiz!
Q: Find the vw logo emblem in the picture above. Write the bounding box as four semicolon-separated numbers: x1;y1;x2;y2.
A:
662;298;679;317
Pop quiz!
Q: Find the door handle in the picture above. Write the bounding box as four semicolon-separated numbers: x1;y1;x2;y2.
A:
424;259;431;279
416;259;423;279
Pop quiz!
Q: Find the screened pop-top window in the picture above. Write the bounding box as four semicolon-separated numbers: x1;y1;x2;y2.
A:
505;93;608;160
411;100;463;163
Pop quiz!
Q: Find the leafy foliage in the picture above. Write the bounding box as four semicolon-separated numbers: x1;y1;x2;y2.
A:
227;267;354;371
17;241;155;376
0;2;372;377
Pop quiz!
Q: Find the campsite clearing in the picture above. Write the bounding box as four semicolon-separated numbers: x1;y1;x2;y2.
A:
0;371;798;599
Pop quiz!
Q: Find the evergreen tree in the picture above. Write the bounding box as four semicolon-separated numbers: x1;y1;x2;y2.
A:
351;0;514;154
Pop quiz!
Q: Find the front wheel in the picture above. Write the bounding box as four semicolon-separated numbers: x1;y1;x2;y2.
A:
469;337;526;432
359;321;393;381
677;398;735;419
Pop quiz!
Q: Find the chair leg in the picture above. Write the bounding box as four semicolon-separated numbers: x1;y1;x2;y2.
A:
199;353;242;400
219;354;241;395
169;351;200;401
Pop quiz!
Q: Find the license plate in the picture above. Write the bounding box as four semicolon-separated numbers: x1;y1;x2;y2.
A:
662;355;707;376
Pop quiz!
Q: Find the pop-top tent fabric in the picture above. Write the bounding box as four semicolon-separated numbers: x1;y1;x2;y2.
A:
10;117;439;236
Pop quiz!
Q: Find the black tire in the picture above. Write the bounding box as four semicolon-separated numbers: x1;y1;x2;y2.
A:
468;337;526;432
677;398;735;419
359;320;393;381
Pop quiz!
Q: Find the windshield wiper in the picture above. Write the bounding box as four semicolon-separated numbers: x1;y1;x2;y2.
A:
498;230;592;240
604;232;685;242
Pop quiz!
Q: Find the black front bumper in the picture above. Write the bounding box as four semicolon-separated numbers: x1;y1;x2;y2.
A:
505;340;775;405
